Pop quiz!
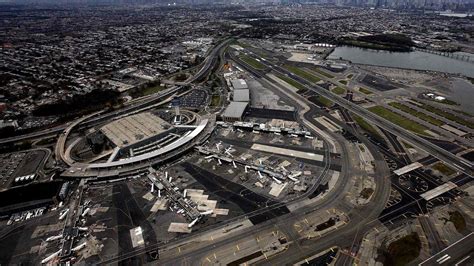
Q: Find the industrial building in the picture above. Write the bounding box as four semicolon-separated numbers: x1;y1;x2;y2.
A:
221;102;248;122
230;79;248;90
233;89;250;102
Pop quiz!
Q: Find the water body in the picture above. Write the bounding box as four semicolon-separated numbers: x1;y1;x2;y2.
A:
328;46;474;78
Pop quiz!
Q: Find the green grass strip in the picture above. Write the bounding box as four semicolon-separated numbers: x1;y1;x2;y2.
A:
284;65;321;83
368;106;430;136
332;87;346;95
415;101;474;129
239;54;265;70
389;102;444;126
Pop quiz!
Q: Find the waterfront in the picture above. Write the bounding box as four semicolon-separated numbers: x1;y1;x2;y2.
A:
328;46;474;78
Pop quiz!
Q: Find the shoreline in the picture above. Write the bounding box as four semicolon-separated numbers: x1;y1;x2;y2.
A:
327;49;474;79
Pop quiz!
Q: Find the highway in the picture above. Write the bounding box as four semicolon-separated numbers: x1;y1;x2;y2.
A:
55;112;101;166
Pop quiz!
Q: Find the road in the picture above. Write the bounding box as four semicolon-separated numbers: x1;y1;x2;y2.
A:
418;215;446;253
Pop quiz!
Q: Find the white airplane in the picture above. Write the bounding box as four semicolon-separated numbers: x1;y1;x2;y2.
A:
272;177;282;184
188;217;199;228
41;249;62;264
200;210;213;215
224;146;233;156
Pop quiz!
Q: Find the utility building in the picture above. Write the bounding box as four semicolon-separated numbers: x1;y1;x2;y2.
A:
221;102;248;122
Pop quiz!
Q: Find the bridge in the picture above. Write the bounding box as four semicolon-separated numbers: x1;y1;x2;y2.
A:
414;47;473;64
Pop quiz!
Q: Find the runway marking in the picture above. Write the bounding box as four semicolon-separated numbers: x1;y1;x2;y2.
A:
326;210;330;214
304;218;309;224
178;247;181;253
236;244;240;251
456;255;471;265
206;257;211;262
213;253;217;259
374;228;379;233
264;253;268;259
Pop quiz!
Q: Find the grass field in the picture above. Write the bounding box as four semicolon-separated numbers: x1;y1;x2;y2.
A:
368;106;430;136
432;162;456;176
389;102;444;126
332;86;346;95
284;65;321;83
276;74;306;91
415;101;474;129
448;211;466;233
317;95;333;107
353;114;381;138
311;67;334;78
359;87;373;95
385;233;421;266
433;98;458;106
239;54;266;70
347;74;354;79
210;94;220;106
137;84;166;97
402;141;414;149
339;80;348;85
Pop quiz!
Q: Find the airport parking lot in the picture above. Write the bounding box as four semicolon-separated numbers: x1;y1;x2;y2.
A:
0;149;49;190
